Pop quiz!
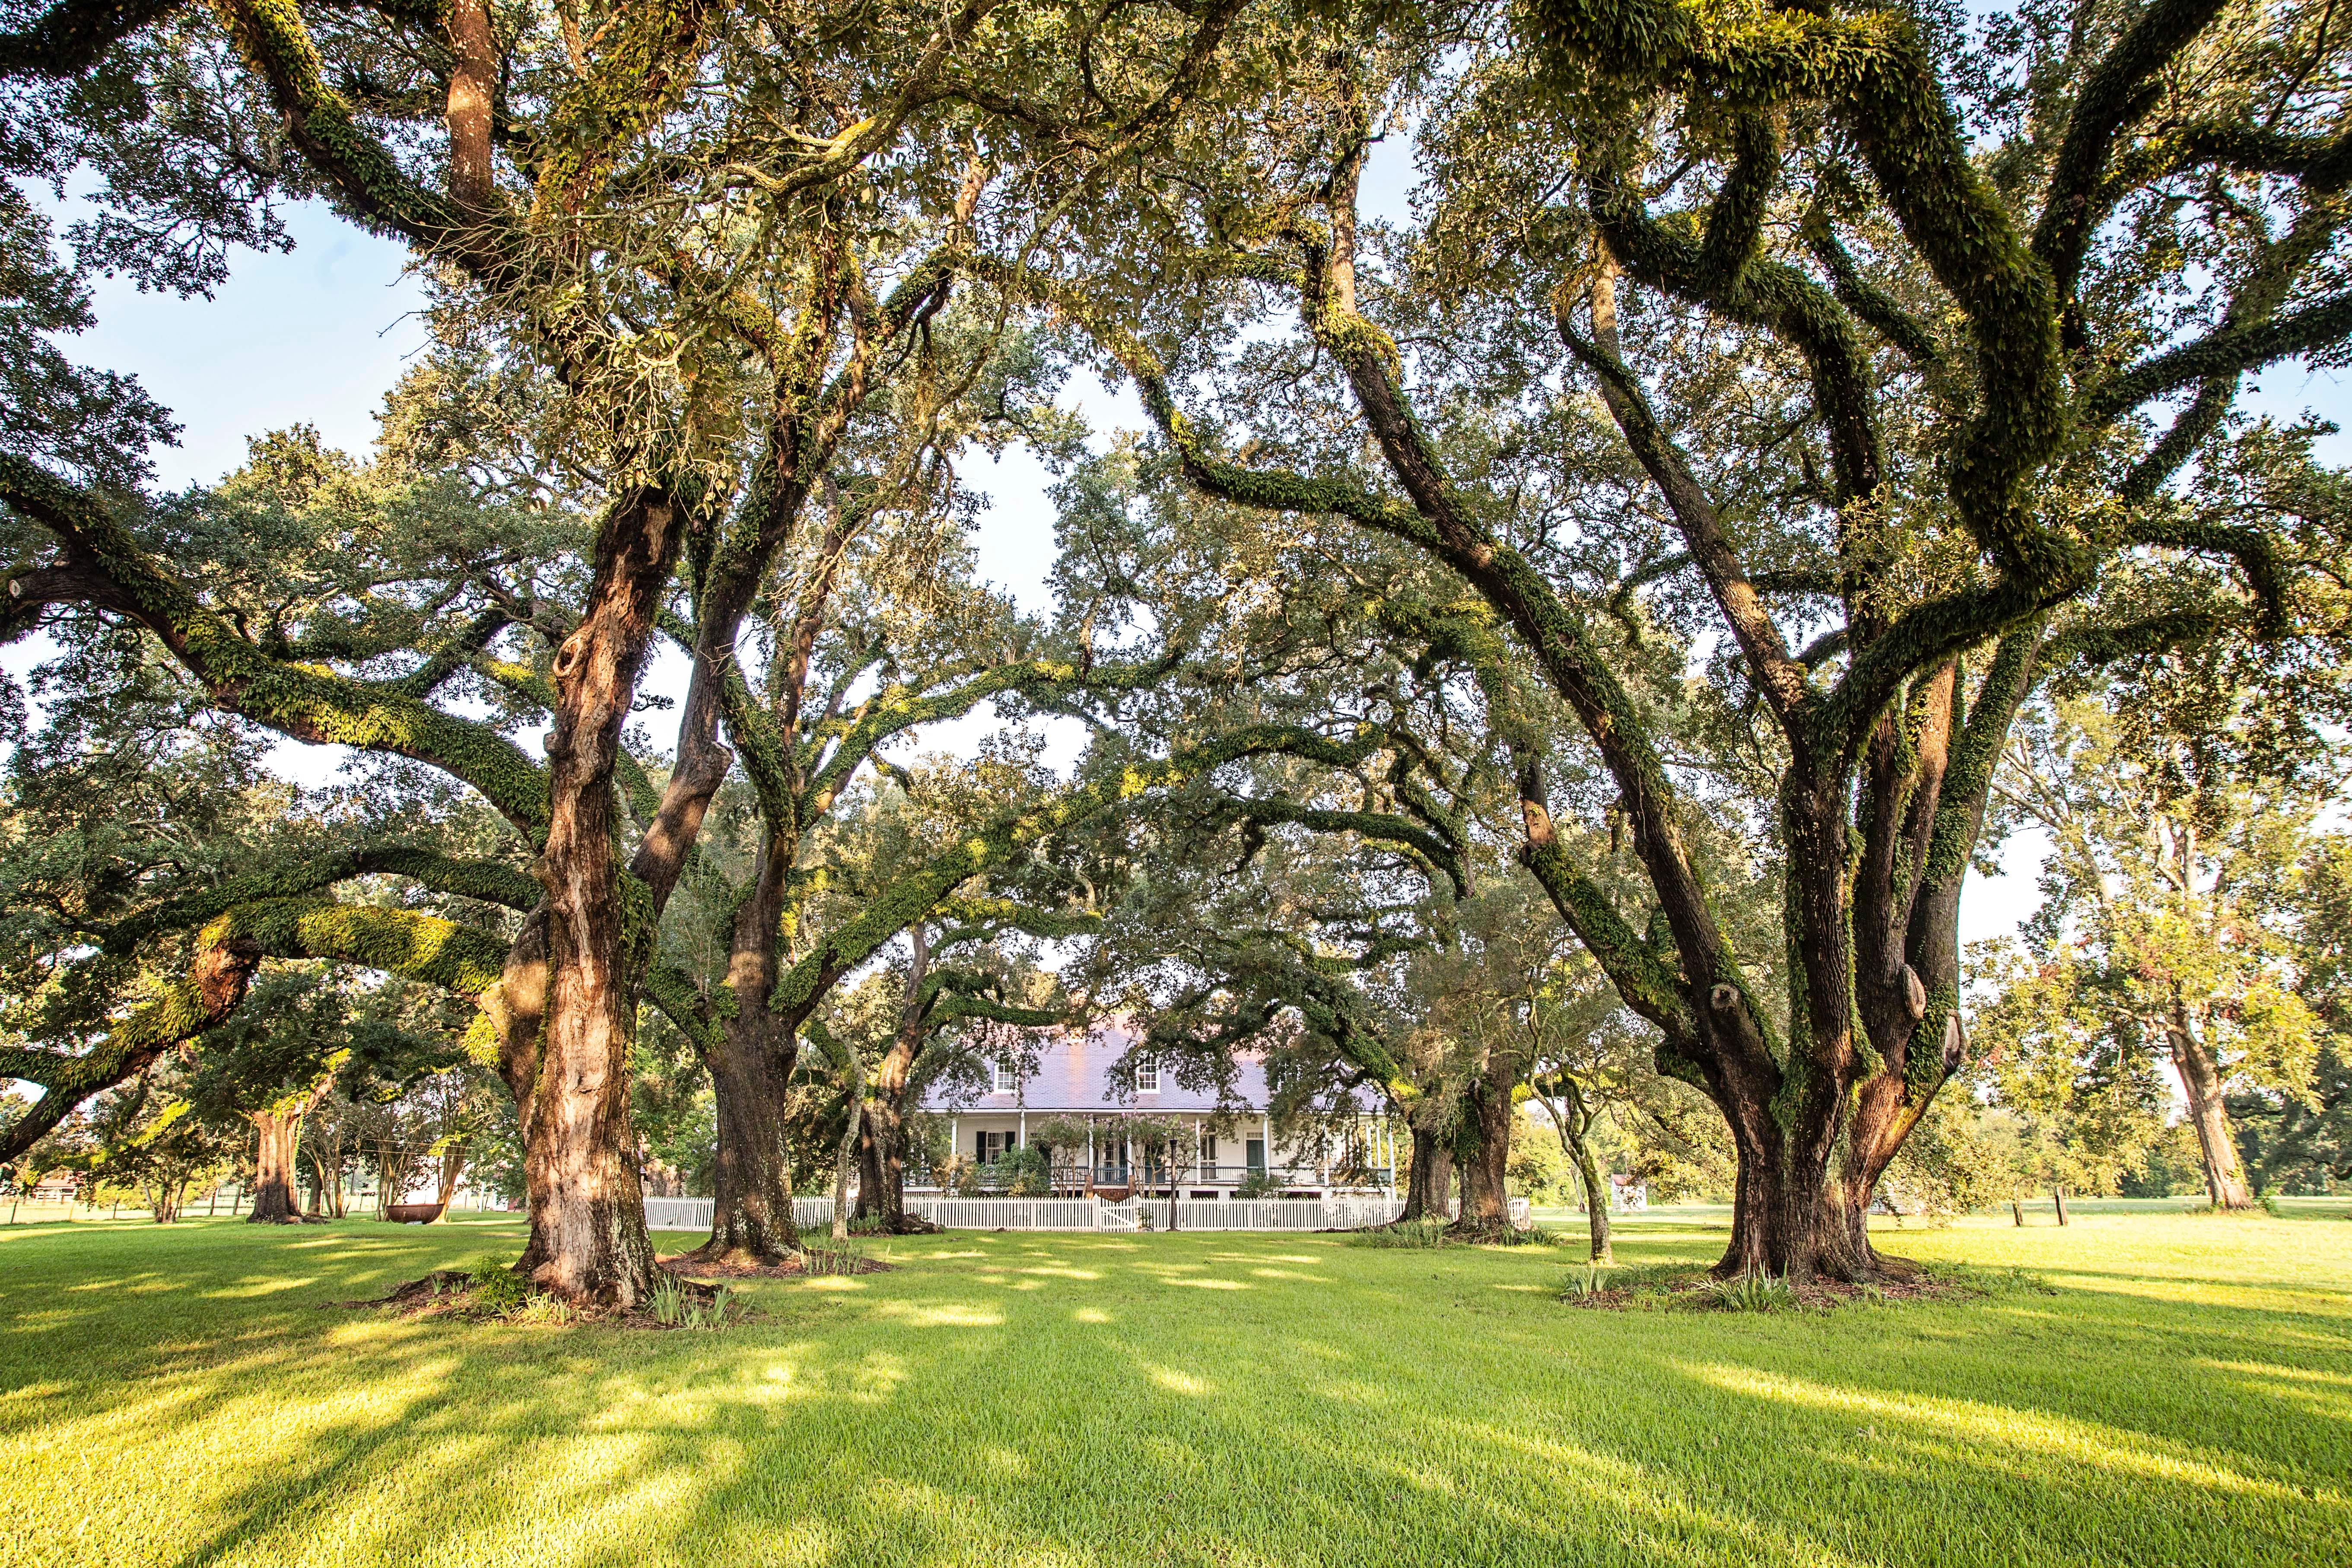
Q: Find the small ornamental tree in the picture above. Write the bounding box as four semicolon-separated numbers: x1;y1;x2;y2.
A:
1124;1113;1196;1228
69;1075;236;1224
1029;1115;1094;1189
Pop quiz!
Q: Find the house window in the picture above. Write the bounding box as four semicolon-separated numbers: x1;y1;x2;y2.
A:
1201;1135;1218;1173
992;1061;1017;1094
1135;1060;1160;1093
1246;1138;1266;1175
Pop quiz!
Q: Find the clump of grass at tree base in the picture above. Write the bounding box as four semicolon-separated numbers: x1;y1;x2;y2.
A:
650;1274;740;1329
799;1238;868;1275
1563;1259;1697;1308
5;1202;2349;1567
1351;1215;1449;1247
467;1255;529;1314
1700;1271;1799;1313
463;1256;578;1323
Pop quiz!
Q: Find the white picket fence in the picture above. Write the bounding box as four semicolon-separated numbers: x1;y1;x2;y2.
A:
640;1193;1405;1234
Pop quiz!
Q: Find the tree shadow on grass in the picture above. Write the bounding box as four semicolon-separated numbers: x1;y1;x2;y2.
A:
4;1224;2349;1567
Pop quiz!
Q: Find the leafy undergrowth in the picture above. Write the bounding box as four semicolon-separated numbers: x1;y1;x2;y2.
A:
2;1206;2347;1567
349;1259;754;1332
1561;1259;2018;1313
657;1244;894;1280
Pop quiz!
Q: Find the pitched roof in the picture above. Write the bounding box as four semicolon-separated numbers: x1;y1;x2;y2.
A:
918;1022;1271;1114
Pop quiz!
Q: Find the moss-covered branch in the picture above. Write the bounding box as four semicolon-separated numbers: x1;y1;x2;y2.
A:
1203;795;1470;900
0;0;181;79
210;898;510;996
767;723;1382;1030
0;455;552;835
2083;288;2352;426
101;846;538;956
2032;0;2233;305
1529;0;2078;588
215;0;469;248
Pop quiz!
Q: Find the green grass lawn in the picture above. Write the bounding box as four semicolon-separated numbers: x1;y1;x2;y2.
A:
2;1205;2347;1567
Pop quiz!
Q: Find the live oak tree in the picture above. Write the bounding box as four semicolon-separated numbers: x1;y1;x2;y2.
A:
0;0;1264;1301
194;970;358;1225
0;623;295;1167
1049;417;1773;1239
995;0;2352;1278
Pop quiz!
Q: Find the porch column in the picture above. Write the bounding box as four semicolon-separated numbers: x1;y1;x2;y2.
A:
1263;1110;1273;1182
1087;1121;1095;1195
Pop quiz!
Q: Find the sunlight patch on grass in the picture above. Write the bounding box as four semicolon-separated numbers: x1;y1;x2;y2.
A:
870;1299;1004;1328
1144;1363;1214;1396
1685;1360;2341;1505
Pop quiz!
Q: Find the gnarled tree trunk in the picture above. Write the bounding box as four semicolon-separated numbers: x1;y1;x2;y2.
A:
2171;1002;2256;1209
513;488;686;1306
1400;1116;1454;1222
701;1010;801;1261
1453;1057;1518;1236
247;1077;331;1225
691;837;802;1263
247;1110;305;1224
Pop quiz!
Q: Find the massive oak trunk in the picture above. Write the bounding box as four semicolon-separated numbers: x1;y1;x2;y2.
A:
854;1116;890;1225
692;836;802;1261
1400;1118;1454;1222
515;489;684;1306
247;1110;305;1224
855;1091;915;1231
1453;1056;1517;1236
248;1078;331;1226
2171;1002;2256;1209
704;1018;801;1258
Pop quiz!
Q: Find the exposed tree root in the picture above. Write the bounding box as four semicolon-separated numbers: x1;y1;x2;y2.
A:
657;1250;893;1279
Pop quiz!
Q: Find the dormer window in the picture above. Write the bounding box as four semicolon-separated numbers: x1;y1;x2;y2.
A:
992;1062;1018;1094
1135;1060;1160;1094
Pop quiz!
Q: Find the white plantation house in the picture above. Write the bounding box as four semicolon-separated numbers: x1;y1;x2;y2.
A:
915;1022;1399;1201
